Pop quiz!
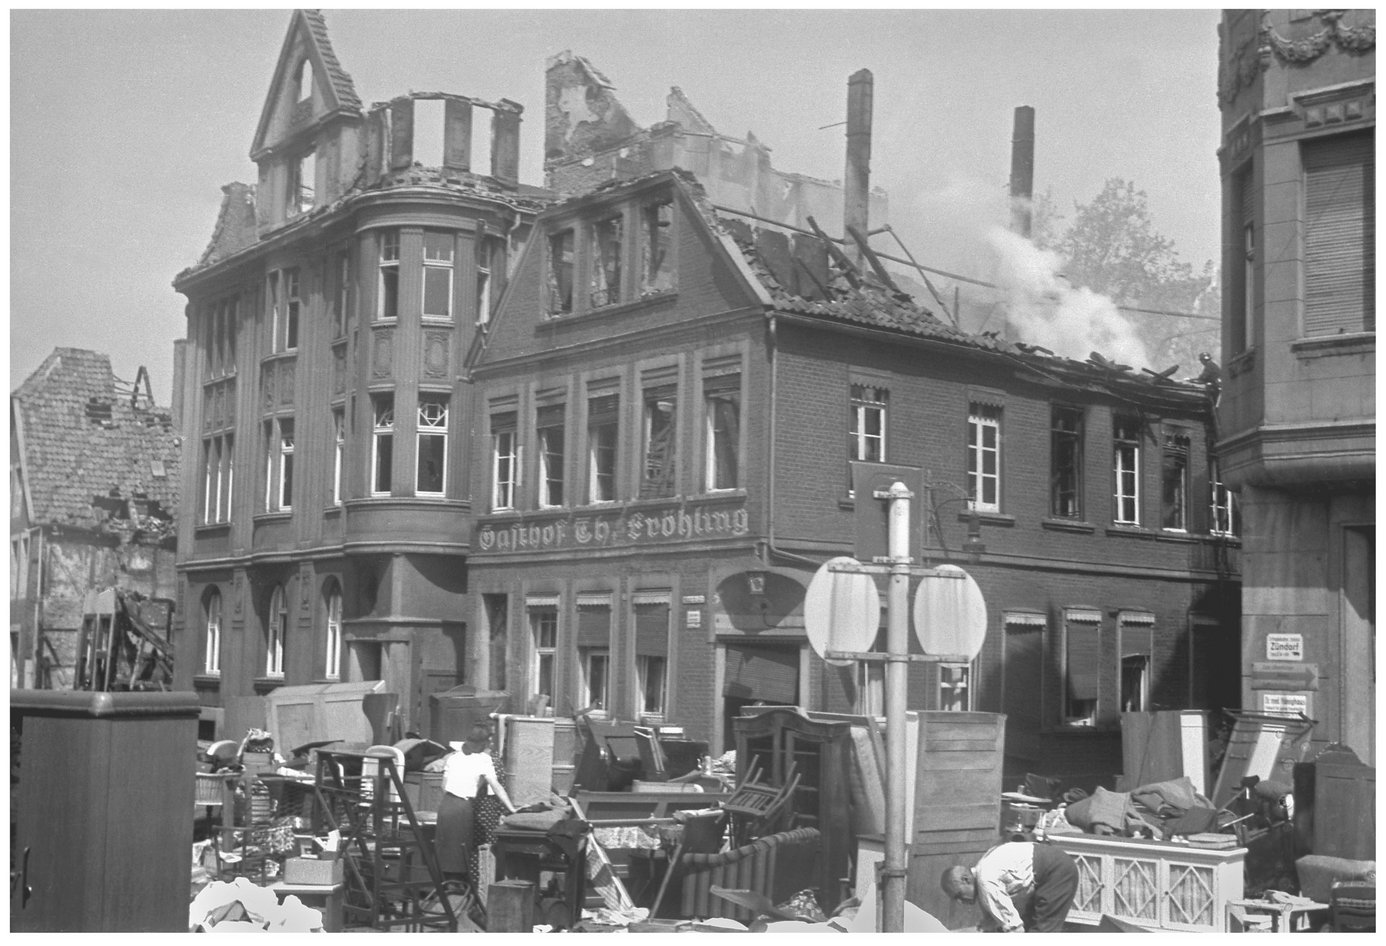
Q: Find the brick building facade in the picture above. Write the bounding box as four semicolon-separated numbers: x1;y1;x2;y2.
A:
1216;10;1375;760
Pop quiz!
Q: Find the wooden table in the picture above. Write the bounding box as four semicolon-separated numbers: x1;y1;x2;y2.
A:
270;880;345;932
1226;898;1330;933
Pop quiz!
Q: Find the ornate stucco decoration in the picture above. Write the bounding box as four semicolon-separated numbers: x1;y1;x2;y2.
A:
1263;10;1376;63
1218;20;1273;107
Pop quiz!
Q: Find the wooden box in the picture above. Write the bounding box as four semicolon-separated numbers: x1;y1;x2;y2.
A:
284;856;344;886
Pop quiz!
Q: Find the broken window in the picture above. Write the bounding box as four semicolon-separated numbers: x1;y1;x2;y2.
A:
288;150;315;218
324;583;342;680
587;393;618;504
332;408;344;505
1113;417;1142;525
537;404;565;507
491;411;518;511
548;228;574;315
967;404;1002;513
377;229;400;321
529;607;557;705
640;388;677;499
475;235;504;325
704;376;740;491
938;662;971;712
641;197;675;295
203;589;222;677
1050;406;1084;519
371;395;394;496
266;585;287;678
422;230;454;320
1210;462;1239;536
416;396;448;496
590;214;623;307
1161;432;1190;531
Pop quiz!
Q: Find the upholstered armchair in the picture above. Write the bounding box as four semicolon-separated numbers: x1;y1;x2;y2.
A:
668;826;821;923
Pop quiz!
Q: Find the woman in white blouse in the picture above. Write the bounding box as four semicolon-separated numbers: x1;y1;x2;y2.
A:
434;723;517;879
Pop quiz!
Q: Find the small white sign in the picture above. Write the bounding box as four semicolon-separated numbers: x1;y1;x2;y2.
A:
686;609;702;628
713;613;734;632
1262;692;1309;717
1266;633;1303;661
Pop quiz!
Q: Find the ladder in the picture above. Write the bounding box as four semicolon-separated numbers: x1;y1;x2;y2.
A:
312;747;484;931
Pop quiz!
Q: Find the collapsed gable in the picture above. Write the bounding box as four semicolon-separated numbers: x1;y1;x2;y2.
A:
250;8;362;161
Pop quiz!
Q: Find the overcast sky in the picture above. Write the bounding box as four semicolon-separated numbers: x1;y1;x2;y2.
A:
9;7;1224;403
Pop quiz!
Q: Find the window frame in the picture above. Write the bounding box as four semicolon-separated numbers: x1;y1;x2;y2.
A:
587;393;619;504
324;585;342;680
491;413;518;511
266;585;287;679
1113;416;1142;526
547;227;575;316
849;384;888;475
1050;405;1084;520
332;408;345;506
640;388;678;499
278;419;295;511
529;607;558;705
938;661;972;712
1209;463;1239;537
371;395;394;497
377;229;400;322
416;395;449;497
704;377;741;493
421;229;455;321
581;649;610;714
1061;609;1102;728
640;196;675;296
1161;432;1190;532
203;589;222;677
967;403;1002;513
590;213;624;308
537;406;566;509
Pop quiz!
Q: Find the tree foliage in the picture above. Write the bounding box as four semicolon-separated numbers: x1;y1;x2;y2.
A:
1036;178;1219;373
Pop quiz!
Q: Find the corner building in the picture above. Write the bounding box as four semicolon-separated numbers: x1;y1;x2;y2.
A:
1216;10;1375;760
172;11;546;736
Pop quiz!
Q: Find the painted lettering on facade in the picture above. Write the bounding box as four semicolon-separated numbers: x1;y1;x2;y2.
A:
477;501;750;553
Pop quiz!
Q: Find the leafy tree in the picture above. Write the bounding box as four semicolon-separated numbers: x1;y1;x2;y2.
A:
1036;178;1219;373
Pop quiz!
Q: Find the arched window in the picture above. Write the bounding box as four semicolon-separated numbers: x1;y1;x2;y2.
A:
267;585;287;678
324;581;343;680
293;58;313;104
203;588;222;676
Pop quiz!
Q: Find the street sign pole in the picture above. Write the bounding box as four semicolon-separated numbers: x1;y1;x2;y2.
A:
882;480;912;933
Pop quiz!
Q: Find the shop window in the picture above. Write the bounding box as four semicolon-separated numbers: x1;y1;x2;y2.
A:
332;408;344;505
641;197;675;295
1210;463;1239;536
1113;417;1141;525
537;404;565;508
422;230;454;320
1063;609;1102;727
590;214;623;308
1161;433;1190;531
266;585;287;679
416;396;448;496
705;377;740;491
203;589;222;676
491;411;518;511
529;607;557;706
371;395;394;496
1050;405;1083;519
377;229;400;321
939;662;971;711
548;228;574;315
324;583;342;680
640;388;677;499
587;393;619;503
635;599;670;717
967;404;1001;513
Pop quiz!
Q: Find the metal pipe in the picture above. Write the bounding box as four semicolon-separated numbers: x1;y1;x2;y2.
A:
882;480;913;932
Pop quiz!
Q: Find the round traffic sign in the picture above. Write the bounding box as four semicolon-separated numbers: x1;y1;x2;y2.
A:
804;556;881;667
912;564;987;659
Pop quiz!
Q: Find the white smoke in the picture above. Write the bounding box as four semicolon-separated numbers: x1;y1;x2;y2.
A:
984;225;1153;370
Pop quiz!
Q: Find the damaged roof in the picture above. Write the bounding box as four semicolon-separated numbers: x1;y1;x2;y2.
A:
12;349;181;531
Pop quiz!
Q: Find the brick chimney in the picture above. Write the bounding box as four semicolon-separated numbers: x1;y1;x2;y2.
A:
1009;106;1035;238
844;69;873;265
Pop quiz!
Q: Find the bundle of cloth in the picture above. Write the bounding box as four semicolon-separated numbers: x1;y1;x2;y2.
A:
1061;776;1220;840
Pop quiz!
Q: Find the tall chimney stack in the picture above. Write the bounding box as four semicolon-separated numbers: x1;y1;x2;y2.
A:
844;69;873;265
1009;105;1035;238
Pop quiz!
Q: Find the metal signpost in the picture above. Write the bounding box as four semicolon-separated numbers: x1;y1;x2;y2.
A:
804;480;987;933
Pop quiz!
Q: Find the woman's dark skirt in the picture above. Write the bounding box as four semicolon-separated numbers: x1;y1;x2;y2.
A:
435;793;474;875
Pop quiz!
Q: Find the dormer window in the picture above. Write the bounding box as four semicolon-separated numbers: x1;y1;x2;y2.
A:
548;229;575;315
590;215;623;308
642;197;675;295
287;149;315;217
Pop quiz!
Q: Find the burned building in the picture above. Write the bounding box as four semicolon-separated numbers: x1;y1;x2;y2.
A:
1216;10;1375;759
171;10;547;738
10;348;181;688
466;57;1243;782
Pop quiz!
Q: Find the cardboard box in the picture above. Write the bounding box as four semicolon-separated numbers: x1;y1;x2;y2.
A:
284;856;344;886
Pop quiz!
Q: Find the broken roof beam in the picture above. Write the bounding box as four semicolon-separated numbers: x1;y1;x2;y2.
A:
806;215;863;289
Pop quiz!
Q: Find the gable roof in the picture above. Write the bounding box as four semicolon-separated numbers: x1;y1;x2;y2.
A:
197;182;259;268
250;8;362;160
11;349;181;532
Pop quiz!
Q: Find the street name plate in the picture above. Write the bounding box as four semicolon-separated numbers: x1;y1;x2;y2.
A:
1265;633;1303;661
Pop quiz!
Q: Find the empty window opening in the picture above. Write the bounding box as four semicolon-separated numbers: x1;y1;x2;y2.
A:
538;404;565;508
1051;406;1083;519
1161;433;1190;531
588;394;618;503
641;389;677;499
705;377;740;491
548;229;574;315
294;57;313;104
412;98;446;169
642;198;675;295
288;150;315;217
591;214;623;307
471;107;494;177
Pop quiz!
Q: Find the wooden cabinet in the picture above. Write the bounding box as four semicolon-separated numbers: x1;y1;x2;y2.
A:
733;708;851;909
1051;835;1246;932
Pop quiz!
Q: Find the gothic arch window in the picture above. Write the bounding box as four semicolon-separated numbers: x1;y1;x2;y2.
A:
266;585;288;679
203;587;222;677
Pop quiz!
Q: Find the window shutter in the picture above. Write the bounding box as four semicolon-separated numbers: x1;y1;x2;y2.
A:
634;603;668;657
576;605;609;648
1066;620;1100;701
723;643;798;704
1120;613;1154;659
1304;132;1374;336
537;404;565;428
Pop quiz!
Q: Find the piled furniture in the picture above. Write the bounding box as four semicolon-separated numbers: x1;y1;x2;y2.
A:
665;826;822;923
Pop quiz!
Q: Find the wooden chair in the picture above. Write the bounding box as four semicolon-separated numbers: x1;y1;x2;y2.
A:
722;763;799;847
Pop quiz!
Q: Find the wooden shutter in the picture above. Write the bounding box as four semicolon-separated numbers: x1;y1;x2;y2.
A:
1304;132;1374;336
1066;619;1100;701
634;603;668;657
724;643;798;704
575;605;609;648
